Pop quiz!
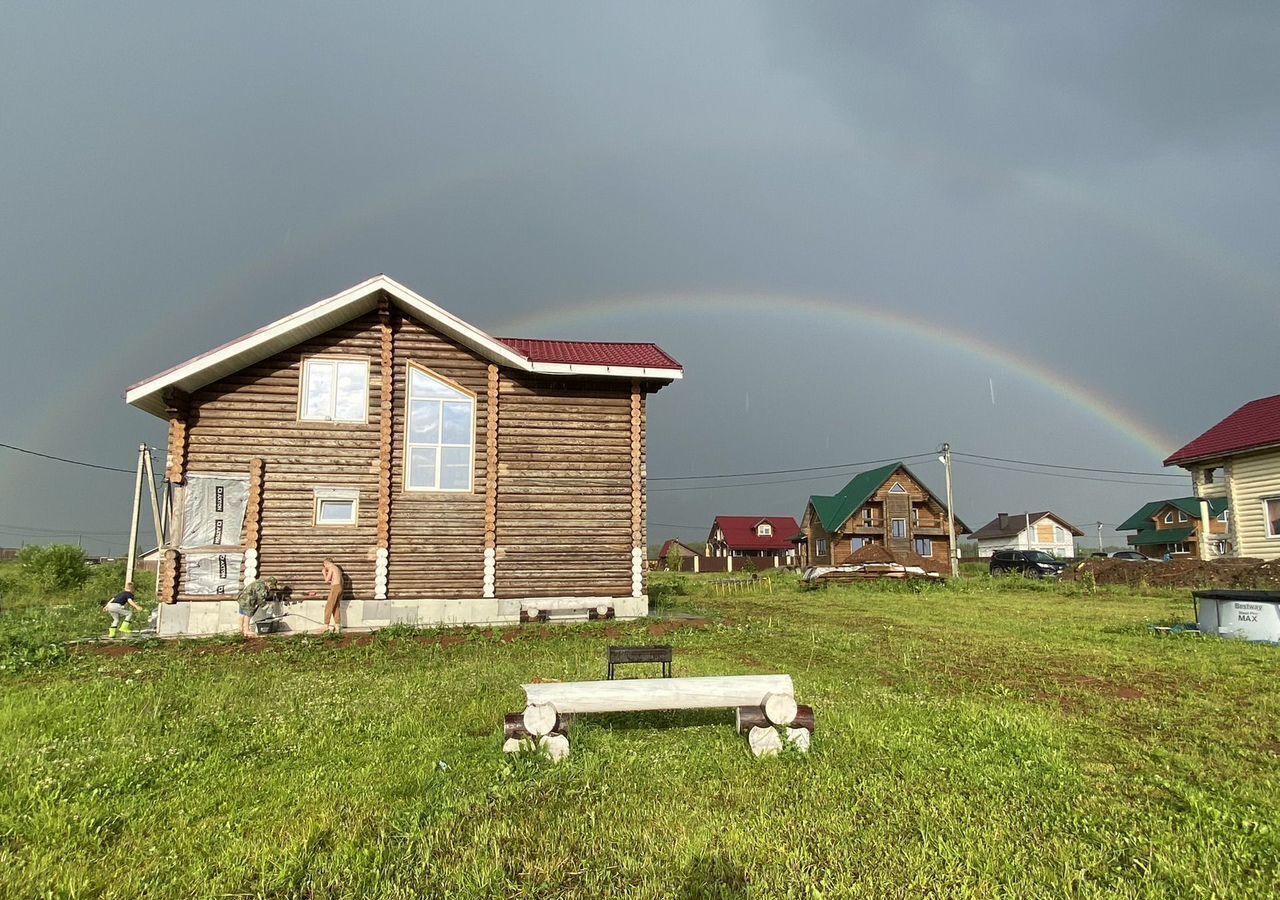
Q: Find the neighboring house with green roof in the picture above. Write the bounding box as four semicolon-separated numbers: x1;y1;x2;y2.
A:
1117;497;1230;559
799;462;968;570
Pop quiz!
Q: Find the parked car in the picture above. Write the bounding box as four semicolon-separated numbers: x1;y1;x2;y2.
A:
989;549;1068;578
1109;550;1150;561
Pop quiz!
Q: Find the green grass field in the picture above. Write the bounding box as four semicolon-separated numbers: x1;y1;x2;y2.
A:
1;572;1278;898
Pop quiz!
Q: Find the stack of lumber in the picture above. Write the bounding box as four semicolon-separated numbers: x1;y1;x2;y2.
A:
501;674;813;761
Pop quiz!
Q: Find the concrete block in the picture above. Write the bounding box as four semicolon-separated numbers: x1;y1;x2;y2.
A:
361;600;390;627
341;600;363;628
158;602;189;636
217;601;240;632
186;603;220;635
613;596;649;620
390;602;419;625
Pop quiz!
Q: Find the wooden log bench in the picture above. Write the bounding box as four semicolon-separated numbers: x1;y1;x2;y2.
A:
502;674;813;760
607;644;672;679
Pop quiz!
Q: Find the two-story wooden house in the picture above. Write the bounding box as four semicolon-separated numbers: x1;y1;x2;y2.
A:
125;275;682;635
1117;497;1230;559
1164;393;1280;560
799;462;967;570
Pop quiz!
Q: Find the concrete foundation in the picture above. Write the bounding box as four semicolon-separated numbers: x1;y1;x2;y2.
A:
157;595;648;637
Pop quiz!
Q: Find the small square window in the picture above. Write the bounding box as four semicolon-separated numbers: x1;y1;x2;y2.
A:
314;489;359;525
301;358;369;423
891;518;907;538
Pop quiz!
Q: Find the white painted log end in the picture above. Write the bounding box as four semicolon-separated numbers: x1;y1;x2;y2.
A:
538;732;571;762
763;691;798;726
785;727;812;753
522;702;558;737
748;725;783;758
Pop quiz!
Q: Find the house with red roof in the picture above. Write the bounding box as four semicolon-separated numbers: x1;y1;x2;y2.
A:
706;516;802;560
1164;394;1280;560
125;275;682;635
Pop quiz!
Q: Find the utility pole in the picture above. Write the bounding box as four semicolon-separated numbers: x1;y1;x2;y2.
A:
939;443;959;578
125;444;146;586
1096;521;1103;551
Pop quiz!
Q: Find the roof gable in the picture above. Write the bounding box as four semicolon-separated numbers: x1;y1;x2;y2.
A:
125;275;682;418
971;511;1083;541
807;462;967;534
709;515;802;551
1118;497;1228;531
1165;394;1280;466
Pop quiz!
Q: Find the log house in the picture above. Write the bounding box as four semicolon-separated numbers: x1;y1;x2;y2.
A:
125;275;681;635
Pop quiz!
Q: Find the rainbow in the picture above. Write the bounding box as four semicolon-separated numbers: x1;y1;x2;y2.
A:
497;290;1178;460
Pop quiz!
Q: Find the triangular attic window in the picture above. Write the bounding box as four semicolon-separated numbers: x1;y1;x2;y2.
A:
888;482;907;493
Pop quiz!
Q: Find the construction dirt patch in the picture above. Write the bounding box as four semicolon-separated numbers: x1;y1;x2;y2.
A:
1064;557;1280;589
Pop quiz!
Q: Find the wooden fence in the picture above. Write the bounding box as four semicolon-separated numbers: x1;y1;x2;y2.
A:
651;555;795;574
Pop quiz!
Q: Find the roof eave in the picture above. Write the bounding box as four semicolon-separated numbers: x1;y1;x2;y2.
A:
124;275;682;419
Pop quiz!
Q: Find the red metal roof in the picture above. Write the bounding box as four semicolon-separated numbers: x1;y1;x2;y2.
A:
709;516;802;552
498;338;681;370
1164;394;1280;466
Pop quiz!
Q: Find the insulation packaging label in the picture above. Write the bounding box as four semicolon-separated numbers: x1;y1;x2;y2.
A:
185;552;244;595
180;474;249;549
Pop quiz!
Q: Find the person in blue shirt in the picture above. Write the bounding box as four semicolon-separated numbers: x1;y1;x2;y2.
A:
103;583;144;637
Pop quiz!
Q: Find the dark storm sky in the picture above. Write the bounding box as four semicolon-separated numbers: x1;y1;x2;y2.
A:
2;2;1277;554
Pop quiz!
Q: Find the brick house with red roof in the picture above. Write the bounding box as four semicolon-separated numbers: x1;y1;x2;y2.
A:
706;516;802;560
125;275;682;635
1164;394;1280;560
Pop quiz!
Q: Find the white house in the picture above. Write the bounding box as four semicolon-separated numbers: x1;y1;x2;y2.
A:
970;511;1081;558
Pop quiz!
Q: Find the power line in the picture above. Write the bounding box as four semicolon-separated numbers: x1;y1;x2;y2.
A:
951;451;1184;479
954;458;1179;487
0;442;134;474
649;452;935;482
0;522;130;537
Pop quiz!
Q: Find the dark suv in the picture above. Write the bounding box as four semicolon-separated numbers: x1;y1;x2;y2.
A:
989;549;1068;578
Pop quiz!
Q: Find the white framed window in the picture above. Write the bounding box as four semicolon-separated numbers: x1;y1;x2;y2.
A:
850;537;865;552
816;539;829;557
1217;509;1229;523
863;508;873;525
757;523;773;537
891;518;907;538
914;538;932;557
1054;525;1067;542
1168;542;1188;554
889;482;907;494
1163;512;1175;524
405;364;475;492
1177;511;1188;523
911;508;919;526
313;488;359;525
1264;497;1280;539
300;357;369;423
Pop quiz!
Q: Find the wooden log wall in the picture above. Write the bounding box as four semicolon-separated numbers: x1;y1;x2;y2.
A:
495;375;634;598
630;383;644;598
180;312;383;598
386;315;489;599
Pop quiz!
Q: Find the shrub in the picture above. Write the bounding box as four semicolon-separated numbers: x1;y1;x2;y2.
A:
16;544;89;594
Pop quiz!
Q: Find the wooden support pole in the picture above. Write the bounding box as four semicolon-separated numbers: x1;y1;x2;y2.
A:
124;444;146;586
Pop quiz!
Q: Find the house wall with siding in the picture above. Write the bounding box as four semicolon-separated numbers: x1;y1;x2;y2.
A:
1226;449;1280;559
